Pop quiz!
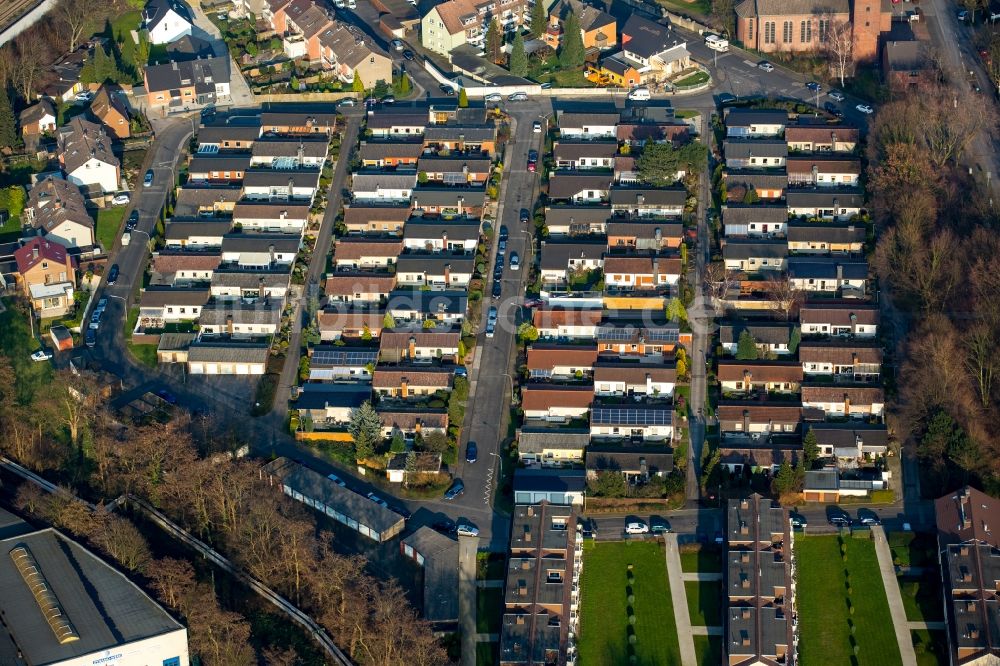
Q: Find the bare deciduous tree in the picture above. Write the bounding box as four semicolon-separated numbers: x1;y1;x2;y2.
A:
54;0;108;53
823;16;854;87
765;275;803;321
965;323;996;408
703;262;740;305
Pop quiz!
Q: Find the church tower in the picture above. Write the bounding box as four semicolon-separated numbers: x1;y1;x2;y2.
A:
850;0;883;62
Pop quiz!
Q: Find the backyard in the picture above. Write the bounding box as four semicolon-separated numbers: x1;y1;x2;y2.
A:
796;534;903;666
125;306;157;368
0;299;53;404
93;207;125;252
579;541;681;665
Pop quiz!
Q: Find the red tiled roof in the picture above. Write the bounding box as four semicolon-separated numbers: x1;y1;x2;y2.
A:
521;384;594;411
718;361;803;383
532;309;603;329
526;345;598;369
15;238;69;274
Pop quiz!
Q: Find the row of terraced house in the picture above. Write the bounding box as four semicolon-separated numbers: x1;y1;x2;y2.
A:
140;111;337;375
715;107;890;508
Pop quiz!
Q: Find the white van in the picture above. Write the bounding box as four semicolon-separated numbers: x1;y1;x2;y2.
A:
705;33;729;52
627;87;651;101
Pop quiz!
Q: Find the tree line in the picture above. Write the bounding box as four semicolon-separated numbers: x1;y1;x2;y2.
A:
0;362;450;665
866;85;1000;496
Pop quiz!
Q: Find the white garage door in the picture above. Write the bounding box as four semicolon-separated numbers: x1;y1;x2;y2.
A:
189;363;204;375
236;363;250;374
206;363;219;375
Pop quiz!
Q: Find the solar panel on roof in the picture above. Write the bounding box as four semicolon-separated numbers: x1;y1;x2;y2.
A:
597;327;636;341
592;407;671;425
646;328;680;342
311;350;378;366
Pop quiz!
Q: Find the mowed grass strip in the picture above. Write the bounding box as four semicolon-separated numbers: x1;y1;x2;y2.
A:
796;535;903;666
693;635;721;666
579;541;681;665
685;580;722;626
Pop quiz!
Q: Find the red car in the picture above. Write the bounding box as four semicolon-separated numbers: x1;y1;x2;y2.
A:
527;161;536;172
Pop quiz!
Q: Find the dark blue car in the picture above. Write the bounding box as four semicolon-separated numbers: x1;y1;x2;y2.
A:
466;441;478;463
444;479;465;500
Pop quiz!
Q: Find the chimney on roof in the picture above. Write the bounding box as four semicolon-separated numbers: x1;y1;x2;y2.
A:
297;141;304;164
172;61;179;70
444;262;451;285
844;393;850;416
259;276;266;301
836;263;843;283
811;164;818;185
32;245;39;260
269;244;276;266
743;409;750;434
408;335;416;359
457;196;464;215
637;193;645;205
441;230;448;247
227;314;234;335
288;177;295;198
654;227;662;244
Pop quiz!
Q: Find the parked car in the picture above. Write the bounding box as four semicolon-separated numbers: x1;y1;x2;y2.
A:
856;103;874;114
89;310;103;330
492;281;502;299
111;193;130;206
439;83;456;96
790;512;808;529
456;524;479;537
528;149;538;162
539;82;552;90
509;252;519;270
498;239;507;254
508;92;528;101
95;297;108;313
485;320;496;337
107;264;120;285
391;39;404;51
650;517;671;534
499;224;509;241
532;121;542;133
339;97;356;107
625;521;649;535
444;479;465;500
466;441;478;463
326;473;347;487
75;91;94;103
957;9;969;20
858;509;881;526
143;170;154;188
519;208;530;223
366;492;389;508
823;102;843;117
485;93;502;103
627;87;651;100
757;61;774;72
382;95;395;104
126;210;139;231
455;366;468;377
155;389;177;404
403;50;414;61
433;520;456;534
30;349;53;362
527;160;536;172
806;81;822;92
85;329;96;348
828;90;846;101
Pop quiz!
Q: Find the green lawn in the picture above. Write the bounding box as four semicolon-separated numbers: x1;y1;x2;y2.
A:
535;69;595;88
888;532;937;568
673;71;711;88
898;575;944;622
475;641;497;666
911;630;948;666
124;305;157;367
0;299;53;403
797;535;902;666
685;581;722;626
679;545;722;573
579;541;681;665
655;0;710;17
93;207;125;251
476;588;503;634
693;635;722;666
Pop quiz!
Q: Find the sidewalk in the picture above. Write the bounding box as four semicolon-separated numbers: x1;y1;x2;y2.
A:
871;526;918;666
664;534;699;666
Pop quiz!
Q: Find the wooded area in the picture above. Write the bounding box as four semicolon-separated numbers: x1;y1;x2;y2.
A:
866;85;1000;496
0;359;449;665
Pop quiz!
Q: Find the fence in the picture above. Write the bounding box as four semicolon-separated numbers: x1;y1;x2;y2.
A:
253;92;361;104
0;455;355;665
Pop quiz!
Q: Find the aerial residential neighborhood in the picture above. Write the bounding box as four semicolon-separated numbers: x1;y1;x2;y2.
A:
0;0;997;661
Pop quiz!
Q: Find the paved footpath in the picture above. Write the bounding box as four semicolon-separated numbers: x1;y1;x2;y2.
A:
871;526;918;666
681;572;722;581
664;534;699;666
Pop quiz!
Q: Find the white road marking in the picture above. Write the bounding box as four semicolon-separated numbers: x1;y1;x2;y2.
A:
743;59;757;67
